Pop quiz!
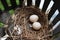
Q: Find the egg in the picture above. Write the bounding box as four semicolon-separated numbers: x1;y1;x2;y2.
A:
29;15;39;22
32;22;41;30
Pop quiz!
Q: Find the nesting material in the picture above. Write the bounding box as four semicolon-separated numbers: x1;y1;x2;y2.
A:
9;6;51;40
13;25;22;35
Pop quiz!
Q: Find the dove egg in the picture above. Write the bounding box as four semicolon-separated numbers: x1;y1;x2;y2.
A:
29;15;39;22
32;22;41;30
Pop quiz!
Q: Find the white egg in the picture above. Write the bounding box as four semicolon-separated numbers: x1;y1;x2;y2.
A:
32;22;41;30
29;15;39;22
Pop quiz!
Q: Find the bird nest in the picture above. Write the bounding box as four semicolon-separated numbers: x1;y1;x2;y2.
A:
6;6;52;40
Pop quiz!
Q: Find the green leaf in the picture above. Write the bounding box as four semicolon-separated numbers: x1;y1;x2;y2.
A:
0;1;5;11
9;9;14;15
0;22;4;27
16;0;20;5
6;0;11;6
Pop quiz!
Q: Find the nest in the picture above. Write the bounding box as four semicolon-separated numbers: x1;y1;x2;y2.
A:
6;6;52;40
